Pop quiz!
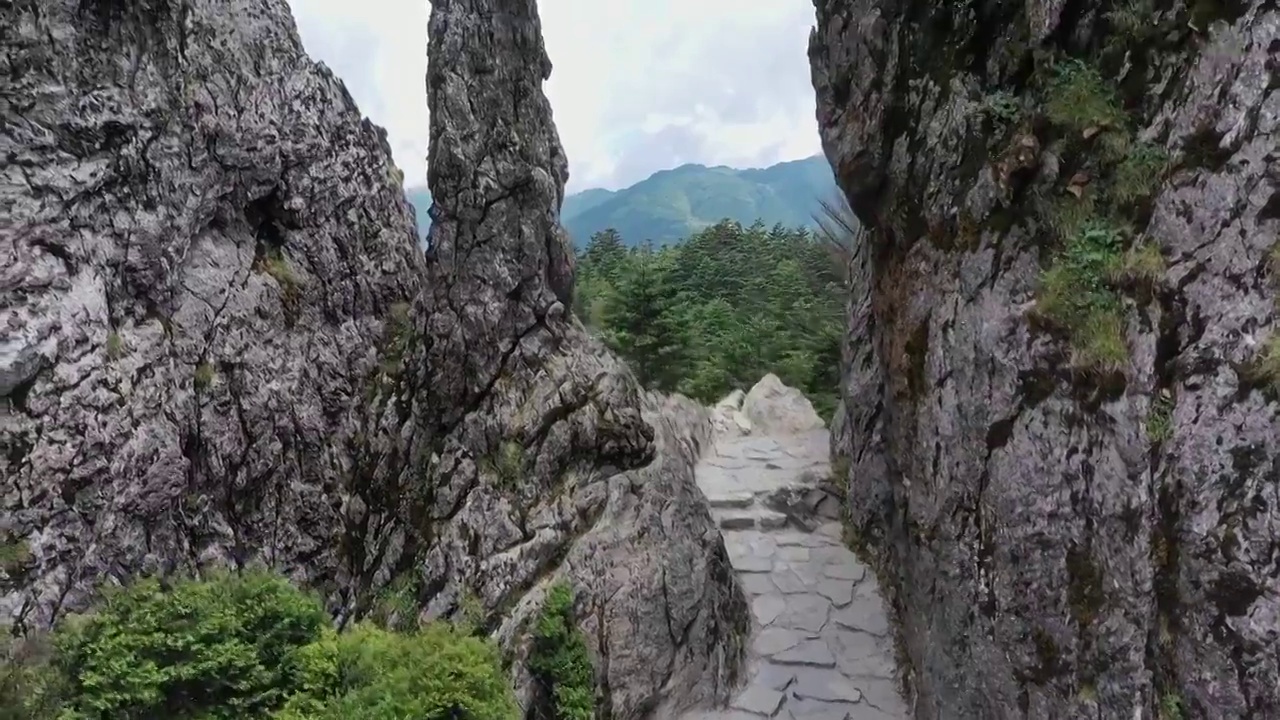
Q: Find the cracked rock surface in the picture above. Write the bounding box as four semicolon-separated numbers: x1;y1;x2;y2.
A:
812;0;1280;717
2;0;747;715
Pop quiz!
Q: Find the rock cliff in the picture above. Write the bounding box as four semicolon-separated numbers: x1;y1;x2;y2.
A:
812;0;1278;717
1;0;746;715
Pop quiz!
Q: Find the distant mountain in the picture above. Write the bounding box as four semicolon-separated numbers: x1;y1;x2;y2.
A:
403;154;837;248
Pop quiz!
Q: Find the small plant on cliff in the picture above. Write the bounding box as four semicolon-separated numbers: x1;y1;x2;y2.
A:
1246;335;1280;389
105;331;125;361
528;583;595;720
0;536;31;576
1045;59;1131;161
981;90;1022;125
1146;391;1174;443
1159;692;1185;720
482;440;525;490
1112;142;1171;208
1108;241;1166;287
194;361;216;390
1036;223;1130;370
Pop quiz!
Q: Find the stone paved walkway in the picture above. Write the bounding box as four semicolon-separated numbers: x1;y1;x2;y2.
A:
682;430;909;720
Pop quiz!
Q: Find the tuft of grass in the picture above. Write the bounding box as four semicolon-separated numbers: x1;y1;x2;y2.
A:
105;331;124;361
193;362;215;390
1036;223;1131;371
1146;391;1175;443
1269;242;1280;278
1108;241;1166;286
1044;189;1098;242
480;440;525;490
1106;0;1159;37
0;537;32;575
1045;60;1128;136
1248;336;1280;388
1072;309;1130;371
1112;142;1171;207
1160;692;1185;720
255;249;302;322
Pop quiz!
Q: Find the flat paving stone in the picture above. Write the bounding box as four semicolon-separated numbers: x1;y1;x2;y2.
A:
680;429;907;720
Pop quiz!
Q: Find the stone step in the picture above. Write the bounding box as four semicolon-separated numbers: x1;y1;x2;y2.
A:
717;509;788;531
706;490;758;510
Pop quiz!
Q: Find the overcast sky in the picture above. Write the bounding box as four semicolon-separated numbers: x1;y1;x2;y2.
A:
288;0;822;193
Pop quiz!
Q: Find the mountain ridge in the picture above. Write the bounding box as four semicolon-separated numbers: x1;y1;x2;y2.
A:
405;154;837;247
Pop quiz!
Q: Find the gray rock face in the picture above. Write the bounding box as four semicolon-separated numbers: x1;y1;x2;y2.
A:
2;0;426;627
811;0;1279;718
742;374;827;436
1;0;747;714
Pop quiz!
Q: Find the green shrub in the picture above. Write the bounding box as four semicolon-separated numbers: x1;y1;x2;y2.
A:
1045;60;1127;135
0;635;65;720
274;623;518;720
528;583;595;720
53;571;330;719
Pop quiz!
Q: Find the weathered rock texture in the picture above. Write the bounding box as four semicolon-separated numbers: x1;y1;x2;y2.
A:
812;0;1279;717
2;0;425;626
1;0;747;715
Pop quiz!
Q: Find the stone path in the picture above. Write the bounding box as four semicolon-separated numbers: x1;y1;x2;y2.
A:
682;430;909;720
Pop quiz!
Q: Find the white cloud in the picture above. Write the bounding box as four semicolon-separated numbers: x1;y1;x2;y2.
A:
288;0;820;193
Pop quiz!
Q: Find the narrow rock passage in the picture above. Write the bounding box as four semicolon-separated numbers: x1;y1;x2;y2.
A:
684;427;909;720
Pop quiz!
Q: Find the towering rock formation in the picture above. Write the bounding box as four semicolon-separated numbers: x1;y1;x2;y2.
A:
1;0;746;715
811;0;1279;717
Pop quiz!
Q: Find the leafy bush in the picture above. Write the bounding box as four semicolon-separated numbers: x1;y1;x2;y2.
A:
52;571;330;719
275;623;519;720
528;583;595;720
0;634;65;720
0;572;520;720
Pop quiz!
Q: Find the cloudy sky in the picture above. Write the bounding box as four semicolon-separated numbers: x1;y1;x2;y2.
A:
288;0;822;193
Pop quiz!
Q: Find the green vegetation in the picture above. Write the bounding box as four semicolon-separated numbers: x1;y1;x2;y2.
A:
0;572;519;720
574;220;845;417
1146;391;1174;443
194;361;216;390
1045;60;1128;153
1031;55;1176;373
1035;223;1130;371
255;248;302;322
0;536;31;575
105;331;124;361
1159;692;1185;720
528;583;595;720
1112;143;1171;207
274;624;518;720
981;90;1022;124
1248;336;1280;389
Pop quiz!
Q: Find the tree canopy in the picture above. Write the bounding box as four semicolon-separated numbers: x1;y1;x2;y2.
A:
574;220;847;419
